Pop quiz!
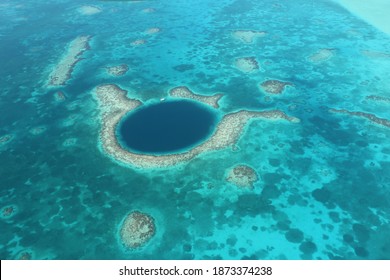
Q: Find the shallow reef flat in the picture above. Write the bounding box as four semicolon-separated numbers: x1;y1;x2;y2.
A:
48;35;91;86
169;86;223;108
104;64;129;77
366;95;390;103
307;48;336;63
94;84;299;169
231;30;267;44
259;79;294;95
77;5;102;15
234;57;260;73
119;211;155;249
225;164;259;189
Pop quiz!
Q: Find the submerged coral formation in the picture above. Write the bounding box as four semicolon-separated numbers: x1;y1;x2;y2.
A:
259;79;294;94
330;108;390;128
1;205;17;219
307;48;335;63
232;30;266;44
366;95;390;103
54;91;66;102
120;211;156;249
226;165;259;189
0;134;13;145
145;27;161;34
131;39;146;46
105;64;129;76
77;5;102;15
94;84;299;168
48;35;91;86
234;57;260;73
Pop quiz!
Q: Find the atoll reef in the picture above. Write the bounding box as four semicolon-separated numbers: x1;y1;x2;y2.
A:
234;57;260;73
259;79;294;94
105;64;129;76
226;165;259;189
120;211;156;249
232;30;266;44
307;48;336;63
330;108;390;128
48;35;91;86
94;84;299;168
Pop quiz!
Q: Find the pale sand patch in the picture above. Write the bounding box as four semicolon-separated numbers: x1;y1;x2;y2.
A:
131;39;146;46
48;35;91;86
232;30;267;44
145;27;161;35
333;0;390;35
94;84;300;169
78;5;102;15
234;57;260;73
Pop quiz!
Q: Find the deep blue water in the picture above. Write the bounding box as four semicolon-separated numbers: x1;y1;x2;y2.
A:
118;100;217;154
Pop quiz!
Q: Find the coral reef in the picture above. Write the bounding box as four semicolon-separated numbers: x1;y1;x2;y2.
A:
330;108;390;128
232;30;267;44
120;211;156;249
226;165;259;189
94;84;299;168
48;35;91;86
259;79;294;94
234;57;259;73
307;48;335;63
105;64;129;76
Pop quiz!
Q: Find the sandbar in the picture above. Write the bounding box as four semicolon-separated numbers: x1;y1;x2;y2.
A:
94;84;300;168
48;35;91;86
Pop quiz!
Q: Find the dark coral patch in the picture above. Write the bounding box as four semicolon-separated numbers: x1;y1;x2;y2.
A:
285;228;304;243
299;241;317;255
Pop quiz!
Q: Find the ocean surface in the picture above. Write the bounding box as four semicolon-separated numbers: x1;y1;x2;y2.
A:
0;0;390;260
119;100;218;154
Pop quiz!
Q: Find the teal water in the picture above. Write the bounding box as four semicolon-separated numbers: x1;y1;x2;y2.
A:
0;0;390;260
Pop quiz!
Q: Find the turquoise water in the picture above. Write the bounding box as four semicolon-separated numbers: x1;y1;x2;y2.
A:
0;0;390;260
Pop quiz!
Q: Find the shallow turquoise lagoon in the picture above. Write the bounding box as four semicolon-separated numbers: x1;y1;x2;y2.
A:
0;0;390;259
